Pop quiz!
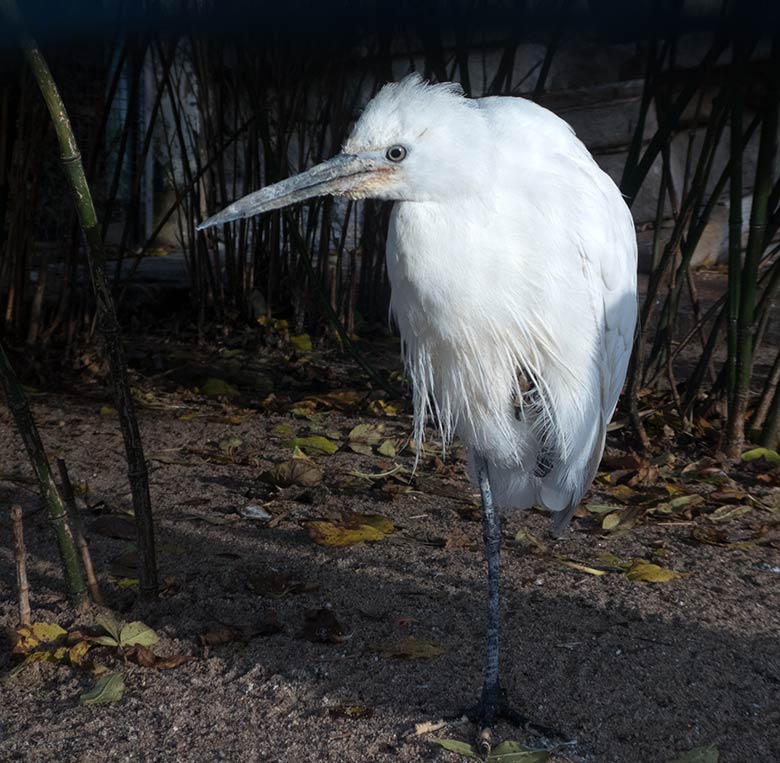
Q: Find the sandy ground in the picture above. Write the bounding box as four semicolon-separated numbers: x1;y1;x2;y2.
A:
1;339;780;763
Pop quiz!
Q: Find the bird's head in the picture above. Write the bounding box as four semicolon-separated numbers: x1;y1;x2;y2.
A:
197;73;487;231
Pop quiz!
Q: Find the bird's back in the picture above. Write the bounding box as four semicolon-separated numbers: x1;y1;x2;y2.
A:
386;91;637;529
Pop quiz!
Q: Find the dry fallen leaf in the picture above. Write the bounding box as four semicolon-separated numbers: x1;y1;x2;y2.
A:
8;622;86;677
431;738;549;762
12;622;67;657
285;435;339;455
372;636;444;659
443;527;473;550
125;644;193;670
708;504;752;523
514;530;549;554
557;559;608;576
348;422;385;445
328;704;374;719
377;439;398;457
601;511;622;531
260;459;323;488
371;399;402;417
304;512;394;547
627;560;684;583
199;616;283;655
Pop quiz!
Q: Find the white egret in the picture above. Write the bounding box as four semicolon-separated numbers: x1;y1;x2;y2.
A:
199;73;637;745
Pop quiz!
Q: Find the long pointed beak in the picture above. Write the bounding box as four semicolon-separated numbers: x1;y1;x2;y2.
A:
197;153;383;231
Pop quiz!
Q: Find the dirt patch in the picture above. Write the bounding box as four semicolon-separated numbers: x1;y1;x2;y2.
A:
1;366;779;763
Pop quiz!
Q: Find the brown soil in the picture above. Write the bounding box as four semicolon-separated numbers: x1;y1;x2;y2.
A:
1;340;779;763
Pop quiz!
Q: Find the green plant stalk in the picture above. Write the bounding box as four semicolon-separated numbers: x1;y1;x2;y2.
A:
727;55;744;409
0;342;86;603
727;44;779;458
0;0;159;597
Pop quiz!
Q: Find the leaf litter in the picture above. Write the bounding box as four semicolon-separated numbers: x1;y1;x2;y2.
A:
304;511;394;547
432;738;550;762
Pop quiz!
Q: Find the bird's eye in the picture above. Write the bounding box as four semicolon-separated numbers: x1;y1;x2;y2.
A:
386;145;407;162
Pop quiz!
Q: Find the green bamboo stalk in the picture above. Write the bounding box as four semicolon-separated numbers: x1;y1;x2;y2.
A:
726;72;743;409
0;342;86;603
0;0;158;597
726;40;780;458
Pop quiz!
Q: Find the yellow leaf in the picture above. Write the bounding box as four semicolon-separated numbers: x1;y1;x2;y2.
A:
601;512;622;531
290;333;312;352
68;641;93;667
119;621;159;647
608;484;640;502
99;405;117;416
14;622;67;654
627;561;684;583
371;399;402;417
348;422;384;444
373;636;444;659
377;439;397;457
31;621;67;643
305;512;394;547
285;435;339;455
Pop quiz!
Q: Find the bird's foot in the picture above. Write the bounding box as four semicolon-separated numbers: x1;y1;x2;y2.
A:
463;685;559;756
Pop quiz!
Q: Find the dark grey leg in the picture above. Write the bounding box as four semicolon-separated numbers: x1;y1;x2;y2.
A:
468;456;557;751
477;456;502;729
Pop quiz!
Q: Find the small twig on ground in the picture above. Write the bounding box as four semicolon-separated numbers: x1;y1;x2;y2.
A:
57;458;104;605
10;504;31;625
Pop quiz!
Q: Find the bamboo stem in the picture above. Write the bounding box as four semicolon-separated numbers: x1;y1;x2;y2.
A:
0;342;86;603
10;504;31;626
57;458;104;606
727;41;747;411
727;39;780;458
0;0;159;597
